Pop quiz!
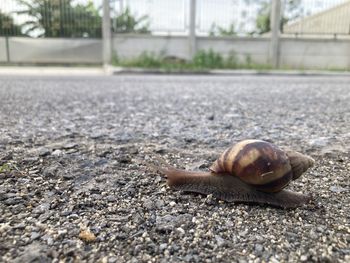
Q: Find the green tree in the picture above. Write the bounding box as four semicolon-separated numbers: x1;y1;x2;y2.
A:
255;1;271;34
113;7;150;34
0;12;22;36
255;0;301;34
16;0;102;37
209;22;236;37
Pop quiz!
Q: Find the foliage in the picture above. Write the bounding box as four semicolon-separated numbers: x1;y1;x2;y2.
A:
0;163;11;173
209;23;236;37
225;51;239;68
16;0;102;37
120;52;162;68
193;49;224;68
114;49;272;71
255;1;271;34
255;0;301;34
0;12;22;36
113;7;150;34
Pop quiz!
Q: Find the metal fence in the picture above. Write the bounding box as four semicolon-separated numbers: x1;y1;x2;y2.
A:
0;0;103;37
1;0;350;38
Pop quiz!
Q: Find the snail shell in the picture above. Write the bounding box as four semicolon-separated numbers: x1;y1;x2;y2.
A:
210;140;314;193
160;140;314;208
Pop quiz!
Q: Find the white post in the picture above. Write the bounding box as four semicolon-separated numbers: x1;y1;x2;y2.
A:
269;0;281;68
189;0;197;59
119;0;124;12
103;0;112;66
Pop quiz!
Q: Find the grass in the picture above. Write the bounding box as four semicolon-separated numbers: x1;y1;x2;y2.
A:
0;162;21;175
0;163;12;173
112;49;274;72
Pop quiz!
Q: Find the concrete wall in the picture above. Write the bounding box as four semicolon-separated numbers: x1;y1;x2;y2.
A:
0;38;7;62
7;37;102;64
1;35;350;69
112;34;271;65
113;35;190;60
280;37;350;69
113;34;350;69
196;36;270;64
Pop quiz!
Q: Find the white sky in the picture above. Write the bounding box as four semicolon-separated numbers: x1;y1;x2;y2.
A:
0;0;348;34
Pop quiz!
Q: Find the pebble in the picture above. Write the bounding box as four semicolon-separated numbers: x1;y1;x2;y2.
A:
329;186;347;193
32;203;50;214
30;232;41;241
215;235;225;246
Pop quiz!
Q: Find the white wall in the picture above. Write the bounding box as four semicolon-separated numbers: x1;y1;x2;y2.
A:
8;37;102;64
113;34;350;69
1;35;350;70
0;38;7;62
280;37;350;69
113;35;190;60
196;36;270;64
112;35;271;65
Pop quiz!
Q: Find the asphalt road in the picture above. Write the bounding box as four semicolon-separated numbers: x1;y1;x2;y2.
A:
0;75;349;262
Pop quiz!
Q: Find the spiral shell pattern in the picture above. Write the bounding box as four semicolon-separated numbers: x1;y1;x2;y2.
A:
210;140;295;193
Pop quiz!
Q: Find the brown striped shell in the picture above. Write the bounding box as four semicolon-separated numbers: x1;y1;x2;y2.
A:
210;140;314;193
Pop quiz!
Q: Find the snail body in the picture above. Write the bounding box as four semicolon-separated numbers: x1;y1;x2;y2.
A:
161;140;314;208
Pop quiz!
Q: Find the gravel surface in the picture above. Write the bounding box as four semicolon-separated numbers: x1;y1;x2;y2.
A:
0;75;349;262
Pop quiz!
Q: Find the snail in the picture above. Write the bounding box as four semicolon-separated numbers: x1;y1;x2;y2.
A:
159;140;315;208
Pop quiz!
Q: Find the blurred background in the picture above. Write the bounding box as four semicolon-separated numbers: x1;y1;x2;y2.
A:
0;0;350;70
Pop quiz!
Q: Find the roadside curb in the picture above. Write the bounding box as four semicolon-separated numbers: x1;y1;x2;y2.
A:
0;66;350;77
0;67;105;76
108;66;350;77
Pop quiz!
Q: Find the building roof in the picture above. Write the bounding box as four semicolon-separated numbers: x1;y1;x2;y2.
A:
283;1;350;35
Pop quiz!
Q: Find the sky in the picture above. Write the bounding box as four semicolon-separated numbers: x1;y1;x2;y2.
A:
1;0;348;35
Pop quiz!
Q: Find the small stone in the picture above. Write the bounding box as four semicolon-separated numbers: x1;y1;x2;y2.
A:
239;230;248;237
154;147;167;154
300;255;308;262
57;229;67;238
47;237;53;245
4;196;23;205
309;137;329;146
13;223;26;229
159;243;167;251
67;213;79;220
79;229;96;242
184;137;195;143
62;142;78;149
255;244;264;254
176;227;185;236
108;256;118;263
32;203;50;214
31;232;41;241
52;150;63;156
215;235;225;246
12;243;48;263
106;196;117;202
117;155;132;164
155;199;165;209
183;255;193;262
37;147;51;157
62;173;74;180
143;199;154;209
329;186;347;193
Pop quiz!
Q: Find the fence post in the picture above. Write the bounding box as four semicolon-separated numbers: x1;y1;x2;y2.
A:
5;36;10;63
102;0;112;65
189;0;197;59
269;0;281;68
